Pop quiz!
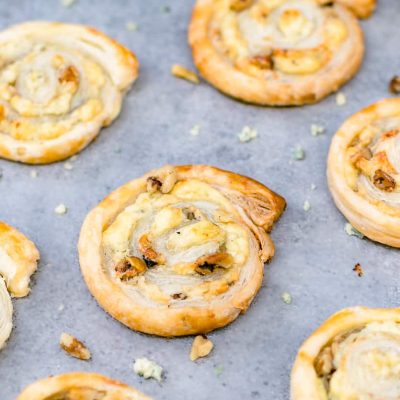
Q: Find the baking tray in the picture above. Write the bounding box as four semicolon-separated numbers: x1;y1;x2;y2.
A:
0;1;399;399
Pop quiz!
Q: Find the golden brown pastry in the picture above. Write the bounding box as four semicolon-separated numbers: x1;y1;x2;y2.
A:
189;0;375;106
291;307;400;400
17;372;151;400
0;21;138;164
0;221;39;349
78;165;285;336
327;98;400;247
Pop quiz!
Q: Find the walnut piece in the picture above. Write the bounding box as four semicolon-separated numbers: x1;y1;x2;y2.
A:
171;64;199;84
115;256;147;281
389;76;400;94
353;263;364;277
190;335;214;361
373;169;396;192
250;54;274;69
314;346;333;376
60;333;91;360
146;176;162;193
146;167;177;194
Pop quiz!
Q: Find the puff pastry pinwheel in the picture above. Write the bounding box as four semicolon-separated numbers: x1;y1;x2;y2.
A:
17;372;151;400
328;98;400;247
0;21;138;164
0;221;39;349
189;0;374;106
291;307;400;400
79;165;285;336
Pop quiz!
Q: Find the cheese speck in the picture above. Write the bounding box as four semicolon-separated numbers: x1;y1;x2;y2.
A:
55;204;67;215
61;0;76;7
336;92;347;106
64;162;73;171
190;124;201;136
126;22;138;32
30;169;38;179
311;183;317;190
310;124;325;136
133;358;163;382
344;222;364;239
281;292;292;304
292;146;305;161
238;126;258;143
303;200;311;211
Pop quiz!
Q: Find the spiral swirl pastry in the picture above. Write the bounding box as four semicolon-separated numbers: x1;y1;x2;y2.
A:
0;221;39;349
328;98;400;247
291;307;400;400
0;21;138;164
188;0;374;106
79;165;285;336
17;372;151;400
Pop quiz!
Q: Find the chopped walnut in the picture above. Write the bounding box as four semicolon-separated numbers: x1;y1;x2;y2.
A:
389;76;400;94
353;263;364;277
314;346;333;376
230;0;253;11
373;169;396;192
138;234;165;265
146;168;177;194
60;333;91;360
115;256;147;281
194;253;233;275
190;335;214;361
58;65;79;85
250;54;274;69
171;64;199;84
146;176;162;193
171;292;188;300
182;206;202;221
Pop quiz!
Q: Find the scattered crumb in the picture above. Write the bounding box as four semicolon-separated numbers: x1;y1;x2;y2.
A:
60;333;91;360
70;155;78;162
58;304;65;312
133;358;163;382
171;64;199;84
310;124;325;137
292;146;305;161
61;0;76;7
214;365;224;377
30;169;38;179
54;204;67;215
311;183;317;190
238;126;258;143
353;263;364;277
303;200;311;211
190;124;201;136
344;222;364;239
161;5;171;13
126;21;138;32
64;162;73;171
281;292;292;304
336;92;347;106
389;76;400;94
190;335;214;361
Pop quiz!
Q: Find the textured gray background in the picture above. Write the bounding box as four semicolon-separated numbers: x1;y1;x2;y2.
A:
0;1;399;399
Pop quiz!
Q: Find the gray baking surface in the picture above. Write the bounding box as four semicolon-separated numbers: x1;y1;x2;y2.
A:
0;1;399;399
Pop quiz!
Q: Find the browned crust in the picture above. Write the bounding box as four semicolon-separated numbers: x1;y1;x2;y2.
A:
188;1;364;106
334;0;376;18
16;372;151;400
291;307;400;399
78;165;285;336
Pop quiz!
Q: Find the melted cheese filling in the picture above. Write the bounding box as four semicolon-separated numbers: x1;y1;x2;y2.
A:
0;40;114;141
210;0;349;77
102;180;251;305
319;322;400;400
345;116;400;215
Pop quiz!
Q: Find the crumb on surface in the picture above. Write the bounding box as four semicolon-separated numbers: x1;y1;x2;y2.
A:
30;169;38;178
58;304;65;312
190;124;201;136
126;21;138;32
61;0;76;7
336;92;347;106
353;263;364;277
64;162;73;170
60;333;91;360
238;126;258;143
190;335;214;361
133;357;163;382
171;64;199;84
344;222;364;239
303;200;311;211
55;204;67;215
292;146;305;161
389;76;400;94
310;124;325;136
281;292;292;304
311;183;317;190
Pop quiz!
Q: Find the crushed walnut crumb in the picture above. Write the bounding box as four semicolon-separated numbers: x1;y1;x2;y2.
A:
60;333;91;360
310;124;325;137
344;223;364;239
292;146;305;161
389;76;400;94
281;292;292;304
54;203;67;215
373;169;396;192
190;335;214;361
64;162;73;171
30;169;38;179
336;92;347;106
171;64;199;84
303;200;311;212
115;256;147;281
353;263;364;277
133;358;163;382
238;126;258;143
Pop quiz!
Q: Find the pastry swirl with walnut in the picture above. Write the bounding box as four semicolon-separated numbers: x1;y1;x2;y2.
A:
0;221;39;349
189;0;374;106
291;307;400;400
78;165;285;336
17;372;151;400
328;98;400;247
0;21;138;164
